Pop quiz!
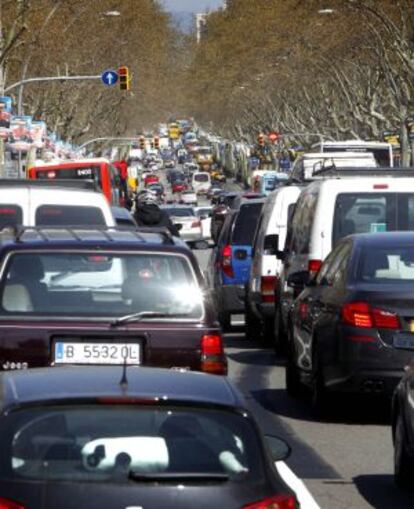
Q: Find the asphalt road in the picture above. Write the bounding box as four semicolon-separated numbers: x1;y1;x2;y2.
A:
161;167;412;509
193;246;413;509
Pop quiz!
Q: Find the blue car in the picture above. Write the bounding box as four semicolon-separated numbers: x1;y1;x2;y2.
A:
207;198;265;330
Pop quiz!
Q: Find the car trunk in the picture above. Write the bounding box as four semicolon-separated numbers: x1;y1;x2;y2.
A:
1;479;273;509
0;320;219;372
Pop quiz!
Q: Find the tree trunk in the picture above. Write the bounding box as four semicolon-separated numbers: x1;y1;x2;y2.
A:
400;120;410;167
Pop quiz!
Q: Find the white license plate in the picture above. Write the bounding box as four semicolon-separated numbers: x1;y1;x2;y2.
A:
393;335;414;350
54;342;141;365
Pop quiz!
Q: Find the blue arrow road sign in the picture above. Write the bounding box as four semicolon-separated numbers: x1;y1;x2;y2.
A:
101;70;118;87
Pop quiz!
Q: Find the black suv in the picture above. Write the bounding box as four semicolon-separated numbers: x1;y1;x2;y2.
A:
0;227;226;374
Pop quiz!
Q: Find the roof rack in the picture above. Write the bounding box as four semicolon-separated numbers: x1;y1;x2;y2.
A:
311;166;414;178
0;179;99;191
0;226;175;245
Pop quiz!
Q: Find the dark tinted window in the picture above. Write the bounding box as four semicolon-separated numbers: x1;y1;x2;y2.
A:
358;245;414;282
332;193;414;246
163;208;194;217
194;173;209;182
35;205;106;226
231;203;263;246
0;205;23;228
0;405;262;482
291;190;318;254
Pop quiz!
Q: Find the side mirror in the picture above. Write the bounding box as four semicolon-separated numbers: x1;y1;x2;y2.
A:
175;224;183;232
264;234;279;255
265;435;291;462
287;270;309;289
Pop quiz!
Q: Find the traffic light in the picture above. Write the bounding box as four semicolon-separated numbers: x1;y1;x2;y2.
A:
258;133;265;147
150;141;154;149
118;66;130;91
154;136;160;149
139;136;145;150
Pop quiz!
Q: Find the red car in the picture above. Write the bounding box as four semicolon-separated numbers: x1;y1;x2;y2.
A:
172;180;188;193
144;174;159;186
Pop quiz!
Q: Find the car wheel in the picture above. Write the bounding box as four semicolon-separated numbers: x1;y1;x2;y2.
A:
245;307;260;341
274;306;286;354
311;350;329;416
261;318;275;347
394;412;414;488
219;311;231;332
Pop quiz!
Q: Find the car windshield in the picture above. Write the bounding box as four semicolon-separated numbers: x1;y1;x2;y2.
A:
0;405;262;483
0;252;203;319
358;245;414;282
165;208;194;217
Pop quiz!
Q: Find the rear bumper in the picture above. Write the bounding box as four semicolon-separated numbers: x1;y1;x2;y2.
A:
321;328;414;396
325;366;405;396
219;285;246;314
181;231;203;242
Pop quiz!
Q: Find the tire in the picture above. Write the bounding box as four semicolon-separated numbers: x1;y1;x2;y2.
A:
286;354;302;398
274;306;286;354
394;412;414;488
311;350;329;416
261;318;275;347
245;308;261;341
219;311;231;332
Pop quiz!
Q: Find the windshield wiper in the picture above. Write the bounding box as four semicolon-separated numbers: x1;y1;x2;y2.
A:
110;311;189;327
128;471;229;482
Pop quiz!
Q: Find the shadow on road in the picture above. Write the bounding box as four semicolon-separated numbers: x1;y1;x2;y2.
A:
251;388;391;426
353;474;413;509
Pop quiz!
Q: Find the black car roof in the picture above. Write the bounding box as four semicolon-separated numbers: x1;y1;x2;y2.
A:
348;232;414;247
0;367;244;412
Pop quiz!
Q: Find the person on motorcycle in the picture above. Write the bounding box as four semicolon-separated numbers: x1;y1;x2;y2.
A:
134;190;180;236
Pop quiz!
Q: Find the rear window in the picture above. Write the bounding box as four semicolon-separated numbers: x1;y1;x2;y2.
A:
35;205;106;226
164;208;194;217
194;173;209;182
0;252;202;319
0;205;23;228
358;245;414;282
332;193;414;245
231;203;263;246
0;405;263;483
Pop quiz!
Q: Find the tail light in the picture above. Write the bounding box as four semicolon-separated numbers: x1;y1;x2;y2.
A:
243;494;296;509
342;302;399;329
308;259;322;275
261;276;277;303
221;244;234;278
201;334;227;375
191;220;201;228
0;498;25;509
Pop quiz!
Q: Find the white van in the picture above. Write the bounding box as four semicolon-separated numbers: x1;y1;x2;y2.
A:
192;171;211;195
246;185;302;343
313;140;394;167
289;151;377;183
276;172;414;345
0;180;115;228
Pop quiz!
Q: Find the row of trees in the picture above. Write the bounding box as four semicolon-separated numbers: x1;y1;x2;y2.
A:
0;0;179;143
0;0;412;161
183;0;414;163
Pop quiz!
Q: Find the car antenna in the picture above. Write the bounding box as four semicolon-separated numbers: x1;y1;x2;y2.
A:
120;355;128;392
